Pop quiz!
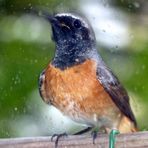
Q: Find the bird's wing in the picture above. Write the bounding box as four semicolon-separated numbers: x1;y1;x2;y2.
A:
96;63;137;126
38;70;46;99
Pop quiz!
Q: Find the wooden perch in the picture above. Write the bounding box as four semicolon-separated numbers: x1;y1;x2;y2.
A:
0;131;148;148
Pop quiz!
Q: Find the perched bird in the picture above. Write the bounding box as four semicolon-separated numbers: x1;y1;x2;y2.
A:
39;12;137;147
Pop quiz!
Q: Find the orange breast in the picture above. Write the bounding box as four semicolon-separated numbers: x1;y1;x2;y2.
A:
42;60;120;126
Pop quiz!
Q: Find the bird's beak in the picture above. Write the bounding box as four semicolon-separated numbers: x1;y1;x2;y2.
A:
38;11;58;25
45;15;58;25
31;9;58;25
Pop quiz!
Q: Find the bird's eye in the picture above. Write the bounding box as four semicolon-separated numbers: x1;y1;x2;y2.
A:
73;19;82;28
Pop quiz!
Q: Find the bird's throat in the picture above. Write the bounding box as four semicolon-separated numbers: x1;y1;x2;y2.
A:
52;51;86;70
51;40;97;70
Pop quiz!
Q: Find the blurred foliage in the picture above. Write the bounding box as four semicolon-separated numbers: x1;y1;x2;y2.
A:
0;0;148;137
0;41;54;137
112;0;144;13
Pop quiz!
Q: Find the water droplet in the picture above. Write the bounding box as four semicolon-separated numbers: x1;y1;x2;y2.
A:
34;59;38;63
10;4;14;8
92;17;95;20
10;86;13;91
130;34;134;39
133;2;140;8
14;81;17;85
134;87;137;91
128;4;132;8
102;29;106;32
28;3;32;6
14;107;18;111
23;108;26;114
115;45;119;49
142;65;146;70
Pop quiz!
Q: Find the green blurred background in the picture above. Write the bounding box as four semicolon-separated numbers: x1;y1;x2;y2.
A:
0;0;148;137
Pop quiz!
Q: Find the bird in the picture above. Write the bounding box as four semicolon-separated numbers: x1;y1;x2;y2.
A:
38;12;137;147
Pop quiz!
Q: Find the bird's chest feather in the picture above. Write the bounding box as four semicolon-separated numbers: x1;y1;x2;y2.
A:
42;60;119;125
44;60;98;105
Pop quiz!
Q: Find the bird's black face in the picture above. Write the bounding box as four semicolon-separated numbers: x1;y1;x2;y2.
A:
50;13;95;45
47;13;97;70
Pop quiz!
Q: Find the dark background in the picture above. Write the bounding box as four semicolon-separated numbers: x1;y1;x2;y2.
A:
0;0;148;137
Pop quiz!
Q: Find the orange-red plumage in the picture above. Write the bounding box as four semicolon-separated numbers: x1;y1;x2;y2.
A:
40;59;136;133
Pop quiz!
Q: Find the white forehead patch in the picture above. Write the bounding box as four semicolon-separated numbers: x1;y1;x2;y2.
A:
55;13;88;28
55;13;79;19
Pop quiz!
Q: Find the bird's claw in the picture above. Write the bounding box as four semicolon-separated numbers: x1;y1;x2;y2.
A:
51;132;68;148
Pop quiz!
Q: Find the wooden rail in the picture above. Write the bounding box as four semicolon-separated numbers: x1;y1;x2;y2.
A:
0;131;148;148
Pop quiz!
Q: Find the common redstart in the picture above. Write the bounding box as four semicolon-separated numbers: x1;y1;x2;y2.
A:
38;12;137;147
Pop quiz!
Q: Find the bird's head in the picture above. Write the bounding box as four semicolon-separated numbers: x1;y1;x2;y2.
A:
48;13;95;45
45;13;98;69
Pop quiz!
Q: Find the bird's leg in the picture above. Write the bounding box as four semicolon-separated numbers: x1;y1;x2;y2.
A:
51;132;68;148
74;126;99;144
109;129;120;148
51;127;92;148
91;127;100;144
74;126;100;144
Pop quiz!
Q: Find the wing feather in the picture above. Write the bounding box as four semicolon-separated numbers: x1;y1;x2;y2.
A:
96;63;137;126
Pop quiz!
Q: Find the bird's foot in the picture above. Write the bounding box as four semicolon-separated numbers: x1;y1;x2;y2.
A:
109;129;120;148
51;132;68;148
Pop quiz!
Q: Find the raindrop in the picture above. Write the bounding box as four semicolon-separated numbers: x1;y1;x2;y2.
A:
5;93;8;97
10;86;13;91
14;81;17;85
135;70;140;75
44;57;48;61
10;4;14;8
14;107;18;111
45;115;49;119
142;86;145;90
130;34;134;39
142;65;146;70
25;58;28;61
134;87;137;91
28;3;32;10
115;45;119;49
18;70;22;74
5;132;10;137
133;2;140;8
128;4;133;12
128;4;132;8
23;108;26;114
34;59;38;63
13;74;21;84
46;3;49;6
28;3;32;7
30;59;33;64
12;77;15;81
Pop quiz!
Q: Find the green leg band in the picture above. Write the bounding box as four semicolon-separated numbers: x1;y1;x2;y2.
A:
109;129;120;148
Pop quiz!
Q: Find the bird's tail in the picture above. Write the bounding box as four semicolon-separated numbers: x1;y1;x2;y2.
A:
118;116;138;133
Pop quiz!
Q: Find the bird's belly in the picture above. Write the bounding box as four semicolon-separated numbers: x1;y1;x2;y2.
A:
43;60;121;127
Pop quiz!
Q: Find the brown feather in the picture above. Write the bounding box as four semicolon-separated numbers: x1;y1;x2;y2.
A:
41;60;123;128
